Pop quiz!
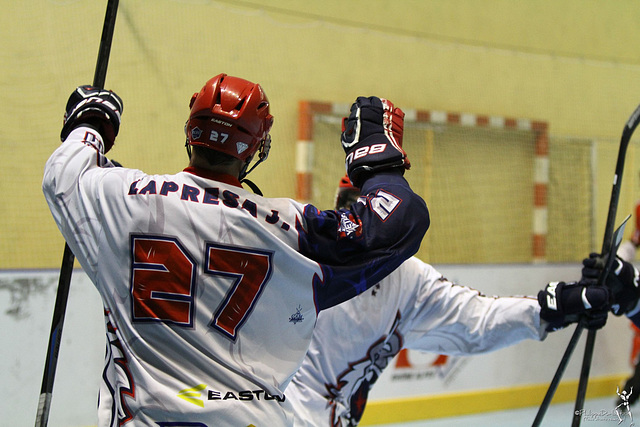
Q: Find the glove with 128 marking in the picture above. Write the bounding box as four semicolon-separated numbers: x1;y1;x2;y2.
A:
340;96;409;187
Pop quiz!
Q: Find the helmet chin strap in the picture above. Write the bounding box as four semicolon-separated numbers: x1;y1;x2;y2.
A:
185;139;192;159
238;135;271;195
241;178;263;196
239;155;265;181
239;156;264;196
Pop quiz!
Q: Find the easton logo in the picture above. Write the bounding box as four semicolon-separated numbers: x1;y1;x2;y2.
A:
210;117;232;127
177;384;207;407
177;384;286;407
546;281;559;310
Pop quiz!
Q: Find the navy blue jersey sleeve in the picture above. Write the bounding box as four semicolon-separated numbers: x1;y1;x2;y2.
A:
629;312;640;329
296;170;429;311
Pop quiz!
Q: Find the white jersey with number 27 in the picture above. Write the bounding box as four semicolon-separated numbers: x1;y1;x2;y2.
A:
42;127;429;427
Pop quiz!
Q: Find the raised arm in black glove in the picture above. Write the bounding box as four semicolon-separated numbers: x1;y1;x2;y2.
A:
340;96;409;187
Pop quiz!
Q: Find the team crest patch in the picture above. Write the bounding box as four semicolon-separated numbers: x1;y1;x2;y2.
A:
236;142;249;154
191;126;203;140
289;305;304;324
338;212;362;239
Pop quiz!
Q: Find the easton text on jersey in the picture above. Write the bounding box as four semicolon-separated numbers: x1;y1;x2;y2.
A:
177;384;286;408
127;179;290;230
208;389;285;402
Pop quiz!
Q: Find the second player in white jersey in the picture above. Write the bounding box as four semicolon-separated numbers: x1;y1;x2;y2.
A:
286;178;614;427
287;256;543;426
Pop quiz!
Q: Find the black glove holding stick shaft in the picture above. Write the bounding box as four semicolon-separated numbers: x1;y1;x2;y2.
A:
538;281;609;332
582;252;640;316
61;85;123;153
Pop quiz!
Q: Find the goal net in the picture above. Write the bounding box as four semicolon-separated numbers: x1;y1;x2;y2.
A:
297;101;599;264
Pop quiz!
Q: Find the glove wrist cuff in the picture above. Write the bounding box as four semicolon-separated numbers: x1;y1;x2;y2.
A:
627;298;640;318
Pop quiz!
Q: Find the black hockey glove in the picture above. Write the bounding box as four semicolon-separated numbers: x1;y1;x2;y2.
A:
61;85;123;153
538;281;609;332
581;253;640;316
340;96;409;187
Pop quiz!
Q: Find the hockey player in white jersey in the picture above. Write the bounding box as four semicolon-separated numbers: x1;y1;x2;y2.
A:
42;75;429;426
286;177;613;427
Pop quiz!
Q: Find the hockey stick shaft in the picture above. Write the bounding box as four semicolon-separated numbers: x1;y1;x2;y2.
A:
571;103;640;426
93;0;119;90
571;329;596;426
531;323;584;426
35;2;119;426
35;244;74;427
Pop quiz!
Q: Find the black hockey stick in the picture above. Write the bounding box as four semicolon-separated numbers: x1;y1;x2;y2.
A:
570;102;640;426
570;215;629;426
35;2;119;426
531;316;583;426
531;103;640;427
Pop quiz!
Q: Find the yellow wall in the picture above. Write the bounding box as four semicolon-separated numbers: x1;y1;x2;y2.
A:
3;0;640;268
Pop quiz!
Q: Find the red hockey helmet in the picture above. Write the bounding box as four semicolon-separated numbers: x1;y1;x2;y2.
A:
185;74;274;162
334;174;360;209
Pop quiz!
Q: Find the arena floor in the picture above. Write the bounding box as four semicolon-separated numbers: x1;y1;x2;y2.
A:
381;397;636;427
